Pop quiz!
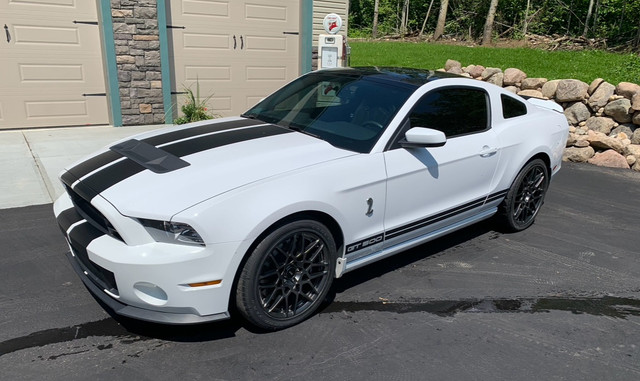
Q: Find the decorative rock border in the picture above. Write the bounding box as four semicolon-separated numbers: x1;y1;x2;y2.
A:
441;59;640;172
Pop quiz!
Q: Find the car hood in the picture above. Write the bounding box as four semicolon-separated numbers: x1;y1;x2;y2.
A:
63;118;355;218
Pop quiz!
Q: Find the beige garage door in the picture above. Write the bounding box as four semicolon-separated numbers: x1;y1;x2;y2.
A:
0;0;108;129
167;0;300;118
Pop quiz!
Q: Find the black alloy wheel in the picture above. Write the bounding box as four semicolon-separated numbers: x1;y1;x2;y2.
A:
236;220;336;330
500;159;550;232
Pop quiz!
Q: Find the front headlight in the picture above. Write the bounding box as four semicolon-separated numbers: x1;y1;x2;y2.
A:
138;218;205;247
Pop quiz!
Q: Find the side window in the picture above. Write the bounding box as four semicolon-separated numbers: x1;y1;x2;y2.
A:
408;87;489;138
501;94;527;119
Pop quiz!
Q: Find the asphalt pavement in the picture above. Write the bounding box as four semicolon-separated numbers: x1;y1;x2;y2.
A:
1;162;639;380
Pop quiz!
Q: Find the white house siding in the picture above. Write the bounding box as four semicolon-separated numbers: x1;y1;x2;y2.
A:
312;0;349;46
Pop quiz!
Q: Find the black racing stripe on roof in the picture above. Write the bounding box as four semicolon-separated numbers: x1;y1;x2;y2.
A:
73;123;292;200
64;118;262;180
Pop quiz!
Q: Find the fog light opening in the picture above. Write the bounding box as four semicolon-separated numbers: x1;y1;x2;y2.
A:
133;282;168;306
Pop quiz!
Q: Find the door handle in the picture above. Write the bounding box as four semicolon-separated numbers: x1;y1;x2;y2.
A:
233;35;236;49
4;24;10;43
480;146;498;157
240;35;244;50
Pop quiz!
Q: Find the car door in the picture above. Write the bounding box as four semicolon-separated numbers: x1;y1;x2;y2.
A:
382;86;501;249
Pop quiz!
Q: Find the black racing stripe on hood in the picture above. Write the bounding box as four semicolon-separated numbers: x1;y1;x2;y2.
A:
72;124;292;200
64;118;263;181
161;124;290;157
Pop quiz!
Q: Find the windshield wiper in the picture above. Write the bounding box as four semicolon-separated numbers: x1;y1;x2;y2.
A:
287;124;321;139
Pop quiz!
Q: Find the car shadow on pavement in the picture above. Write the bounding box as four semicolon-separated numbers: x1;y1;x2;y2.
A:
328;222;495;297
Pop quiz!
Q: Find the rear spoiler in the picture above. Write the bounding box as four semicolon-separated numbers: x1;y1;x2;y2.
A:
520;95;564;113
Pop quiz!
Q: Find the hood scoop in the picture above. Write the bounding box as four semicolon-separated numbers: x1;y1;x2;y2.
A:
110;139;190;174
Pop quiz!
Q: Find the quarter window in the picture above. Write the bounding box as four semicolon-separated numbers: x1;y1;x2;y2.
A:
408;87;489;137
501;94;527;119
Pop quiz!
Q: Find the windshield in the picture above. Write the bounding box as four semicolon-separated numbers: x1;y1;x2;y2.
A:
243;72;413;153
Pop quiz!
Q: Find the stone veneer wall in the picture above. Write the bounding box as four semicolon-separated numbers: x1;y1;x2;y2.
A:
111;0;164;125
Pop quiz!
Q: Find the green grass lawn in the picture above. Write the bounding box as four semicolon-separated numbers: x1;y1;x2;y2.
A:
349;41;640;85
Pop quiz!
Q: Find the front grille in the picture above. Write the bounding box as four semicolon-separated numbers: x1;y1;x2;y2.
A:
65;184;123;242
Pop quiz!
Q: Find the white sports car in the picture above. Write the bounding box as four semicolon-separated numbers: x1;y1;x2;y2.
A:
54;67;568;330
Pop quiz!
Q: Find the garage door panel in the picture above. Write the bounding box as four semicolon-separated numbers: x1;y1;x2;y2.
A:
13;24;79;45
169;0;298;118
19;64;84;82
0;1;107;129
245;3;288;21
210;96;232;113
182;0;230;17
25;100;88;118
245;66;287;82
184;66;232;81
182;32;230;50
245;34;287;52
9;0;75;7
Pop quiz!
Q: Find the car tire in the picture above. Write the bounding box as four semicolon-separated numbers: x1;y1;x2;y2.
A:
235;220;336;330
499;158;549;232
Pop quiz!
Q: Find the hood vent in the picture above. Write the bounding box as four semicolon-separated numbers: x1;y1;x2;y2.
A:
110;139;190;174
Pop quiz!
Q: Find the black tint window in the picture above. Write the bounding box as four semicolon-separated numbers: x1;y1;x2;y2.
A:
501;94;527;119
409;87;489;137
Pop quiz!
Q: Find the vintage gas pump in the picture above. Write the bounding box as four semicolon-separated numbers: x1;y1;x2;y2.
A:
318;13;349;69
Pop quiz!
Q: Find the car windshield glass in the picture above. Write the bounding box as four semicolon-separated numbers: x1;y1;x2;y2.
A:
243;72;413;153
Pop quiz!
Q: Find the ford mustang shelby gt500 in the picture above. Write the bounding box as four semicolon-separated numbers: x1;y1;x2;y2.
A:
55;67;568;330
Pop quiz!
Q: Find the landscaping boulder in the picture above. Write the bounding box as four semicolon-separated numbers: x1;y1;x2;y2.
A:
616;82;640;99
611;124;637;139
634;111;640;126
564;102;591;125
587;130;625;153
587;150;630;169
604;99;632;123
588;78;605;95
541;80;561;99
486;72;504;87
555;79;589;102
632;93;640;111
518;89;544;98
585;116;616;134
624;144;640;158
563;146;595;162
504;68;527;86
464;64;485;78
481;67;502;81
587;81;615;111
632;128;640;144
521;78;547;90
445;59;462;71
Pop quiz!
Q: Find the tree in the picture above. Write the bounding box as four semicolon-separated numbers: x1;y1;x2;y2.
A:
433;0;449;40
372;0;380;38
583;0;595;36
419;0;436;37
481;0;499;44
400;0;410;36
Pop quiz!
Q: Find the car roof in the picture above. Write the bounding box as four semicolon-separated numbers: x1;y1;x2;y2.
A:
313;67;468;89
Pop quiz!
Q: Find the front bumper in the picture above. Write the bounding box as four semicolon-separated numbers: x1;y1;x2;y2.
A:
54;192;239;325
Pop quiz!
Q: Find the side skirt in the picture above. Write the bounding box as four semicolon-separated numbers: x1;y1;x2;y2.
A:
342;207;497;274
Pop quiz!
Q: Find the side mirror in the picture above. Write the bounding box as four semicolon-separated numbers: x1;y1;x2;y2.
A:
400;127;446;148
